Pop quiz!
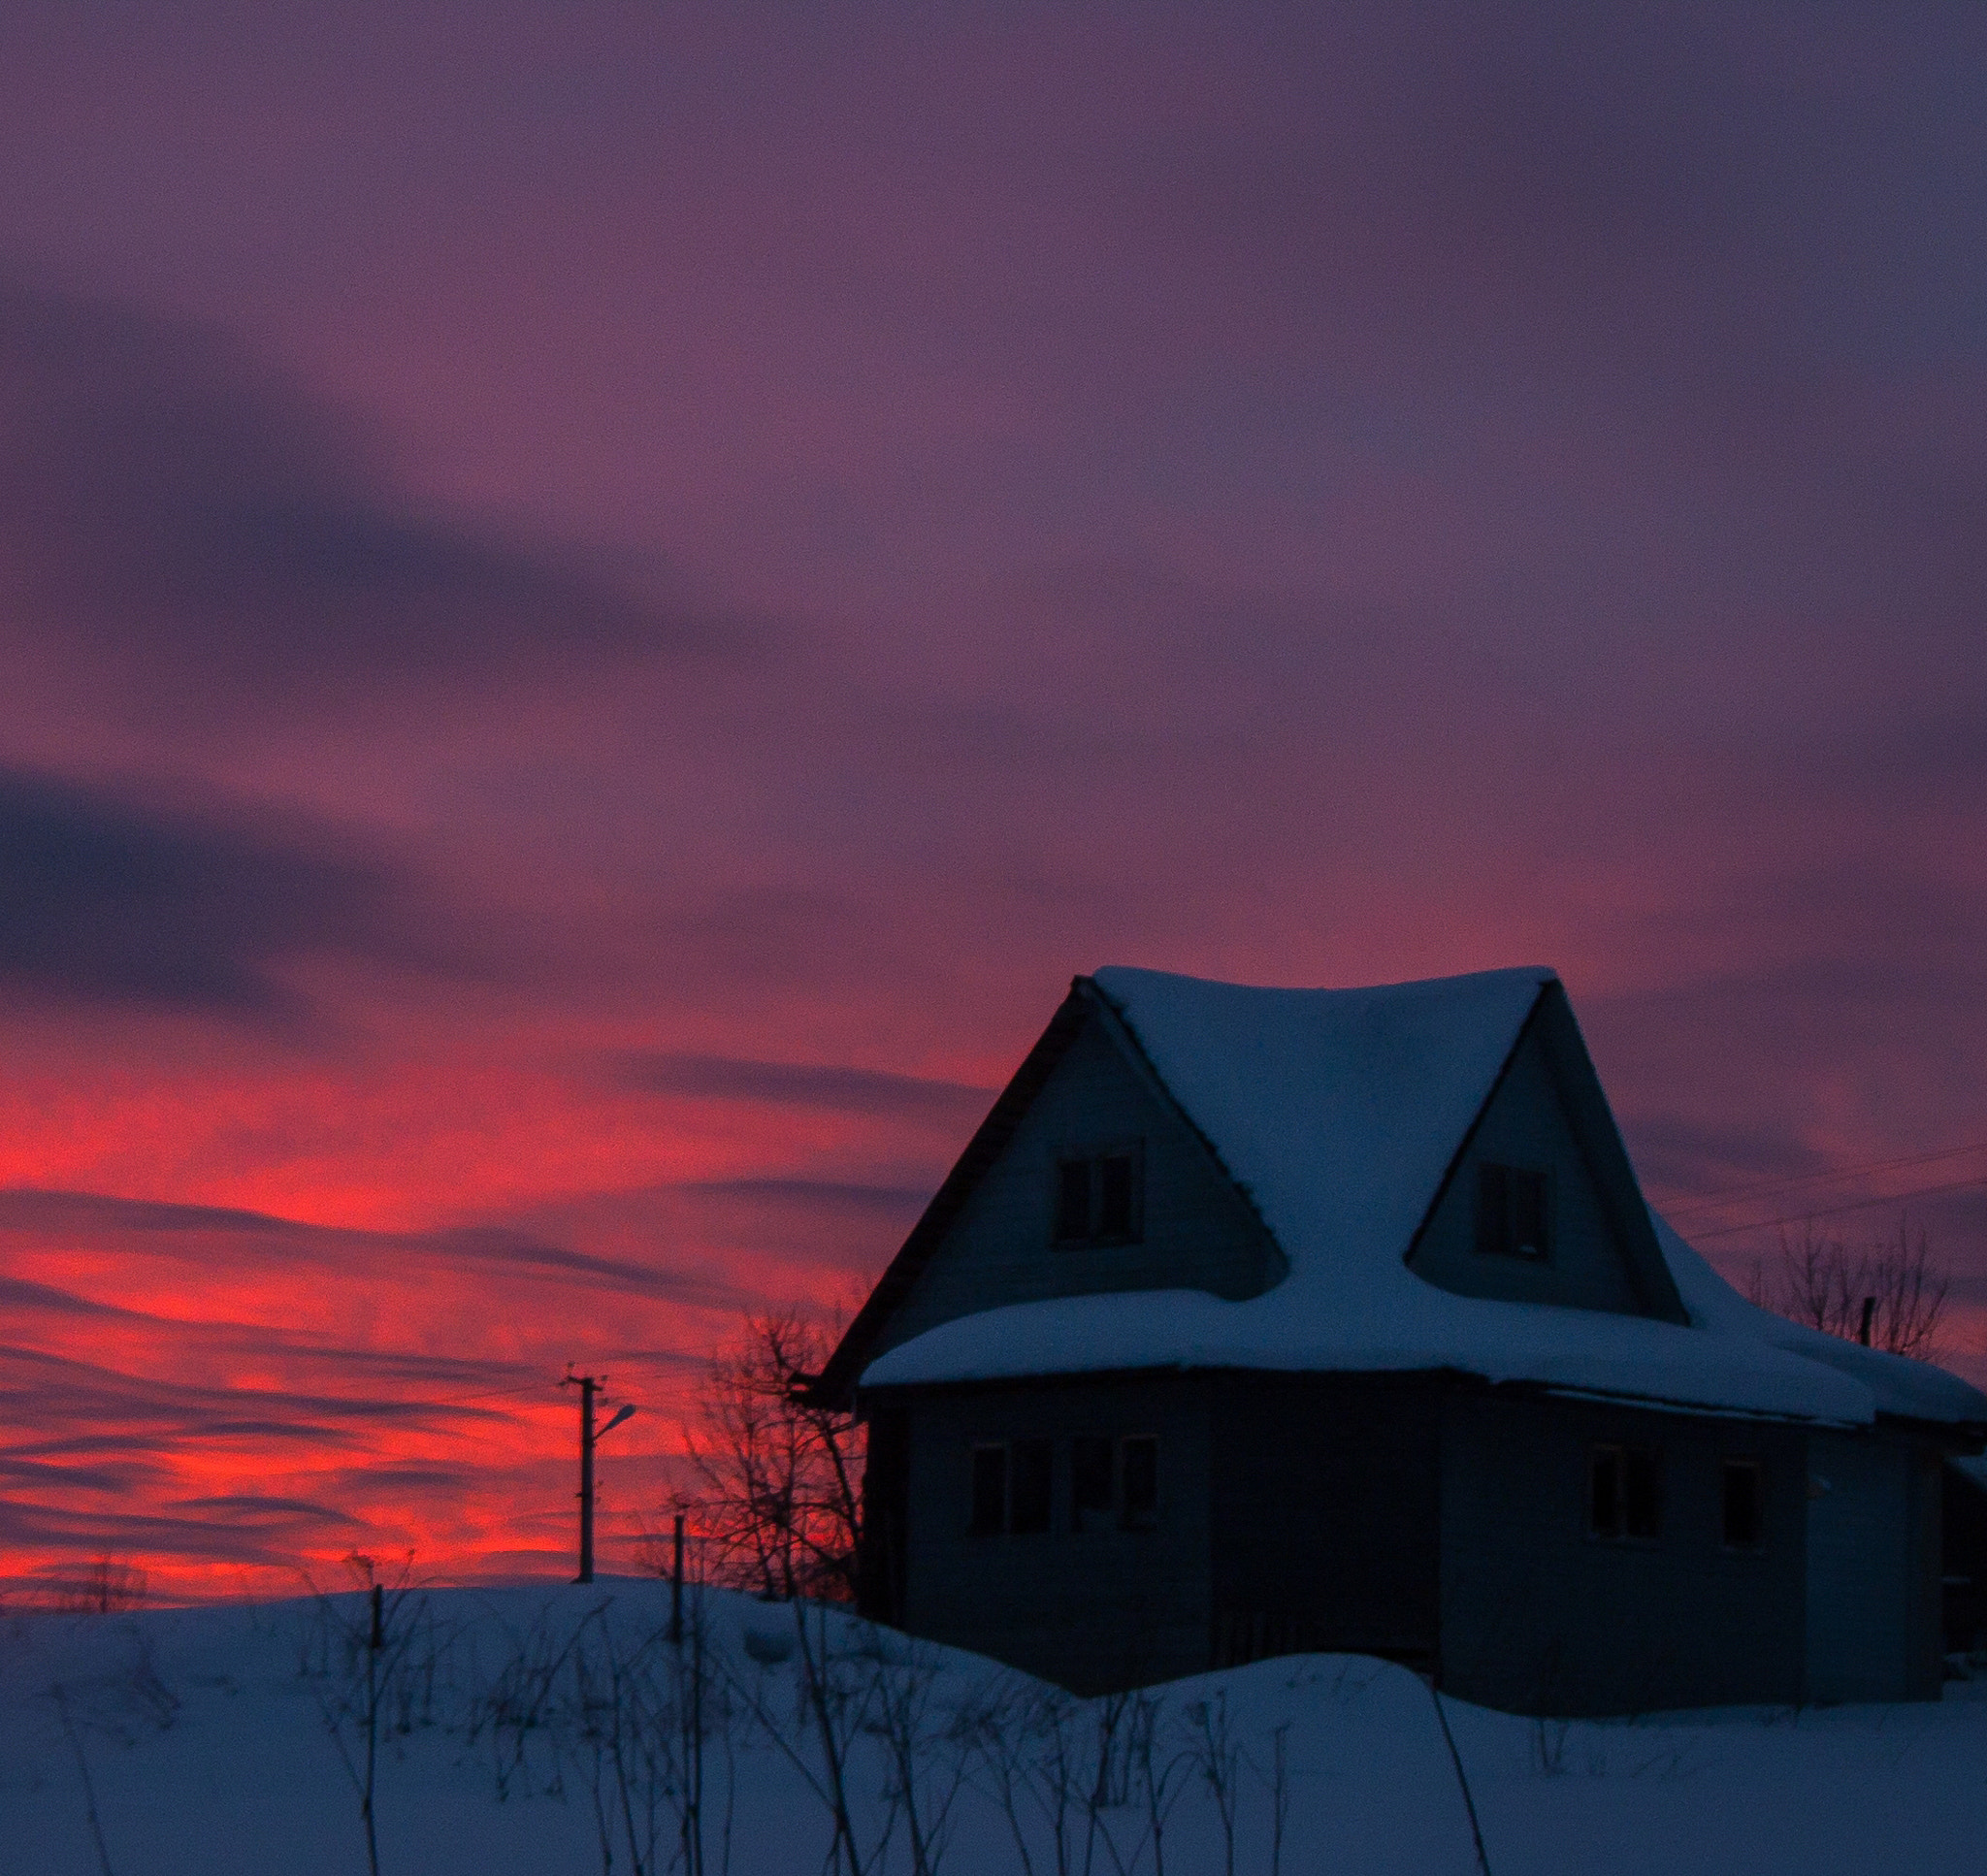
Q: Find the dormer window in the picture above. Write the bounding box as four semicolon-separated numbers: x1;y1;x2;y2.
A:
1054;1146;1143;1245
1476;1163;1550;1260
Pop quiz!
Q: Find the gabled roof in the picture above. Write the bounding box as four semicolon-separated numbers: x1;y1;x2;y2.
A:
813;983;1092;1405
828;965;1987;1431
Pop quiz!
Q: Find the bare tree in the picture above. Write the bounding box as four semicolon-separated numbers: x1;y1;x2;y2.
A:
681;1310;864;1602
50;1558;147;1615
1748;1219;1950;1358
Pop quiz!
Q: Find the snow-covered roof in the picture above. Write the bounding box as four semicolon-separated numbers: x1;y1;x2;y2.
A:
861;965;1987;1430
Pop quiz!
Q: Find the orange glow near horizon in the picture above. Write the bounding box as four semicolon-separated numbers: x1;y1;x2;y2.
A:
0;1022;960;1603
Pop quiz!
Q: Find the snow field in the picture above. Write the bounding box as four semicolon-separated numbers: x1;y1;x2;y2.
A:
3;1581;1984;1875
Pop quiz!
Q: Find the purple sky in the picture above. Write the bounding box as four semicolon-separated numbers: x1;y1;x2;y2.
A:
0;3;1982;1592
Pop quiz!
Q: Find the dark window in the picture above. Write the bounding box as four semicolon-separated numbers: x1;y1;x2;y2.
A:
1121;1436;1158;1532
1589;1445;1620;1537
1055;1160;1092;1243
1011;1439;1054;1535
970;1444;1007;1536
1590;1443;1661;1541
1624;1447;1661;1539
1097;1154;1135;1239
1722;1461;1764;1549
1072;1435;1114;1530
1476;1163;1550;1260
1053;1146;1143;1246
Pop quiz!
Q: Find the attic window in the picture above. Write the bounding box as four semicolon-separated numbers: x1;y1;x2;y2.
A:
1053;1147;1143;1246
1476;1163;1550;1260
1589;1444;1660;1541
1722;1461;1765;1550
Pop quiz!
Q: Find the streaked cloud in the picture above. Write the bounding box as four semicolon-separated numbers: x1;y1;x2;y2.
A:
0;767;451;1020
0;277;754;707
616;1051;992;1123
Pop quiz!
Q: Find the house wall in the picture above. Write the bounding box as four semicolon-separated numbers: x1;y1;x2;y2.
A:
1208;1375;1440;1669
892;1375;1214;1695
1940;1461;1987;1655
1408;1022;1654;1317
1439;1394;1807;1715
856;1397;911;1624
877;1374;1939;1715
875;1014;1283;1360
1805;1429;1943;1702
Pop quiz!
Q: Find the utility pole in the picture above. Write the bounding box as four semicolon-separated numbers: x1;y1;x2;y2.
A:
670;1509;685;1644
563;1369;637;1585
566;1371;601;1583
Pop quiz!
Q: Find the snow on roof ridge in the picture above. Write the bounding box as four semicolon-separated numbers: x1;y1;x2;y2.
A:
1090;958;1549;1287
1090;960;1559;1006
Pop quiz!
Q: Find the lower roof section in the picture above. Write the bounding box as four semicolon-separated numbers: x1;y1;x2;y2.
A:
860;1212;1987;1433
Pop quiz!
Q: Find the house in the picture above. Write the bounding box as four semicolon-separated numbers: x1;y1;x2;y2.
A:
816;966;1987;1716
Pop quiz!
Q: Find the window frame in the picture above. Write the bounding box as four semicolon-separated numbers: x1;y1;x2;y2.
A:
1070;1434;1115;1533
968;1438;1055;1536
1587;1441;1662;1544
1009;1437;1054;1536
1051;1141;1146;1248
1475;1161;1553;1262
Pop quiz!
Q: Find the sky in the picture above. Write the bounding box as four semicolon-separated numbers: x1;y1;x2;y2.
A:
0;2;1984;1601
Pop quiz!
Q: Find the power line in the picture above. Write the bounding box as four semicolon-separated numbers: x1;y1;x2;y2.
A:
418;1379;553;1408
1657;1136;1987;1220
1684;1171;1987;1241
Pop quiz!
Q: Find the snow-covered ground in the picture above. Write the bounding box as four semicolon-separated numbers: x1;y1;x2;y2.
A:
4;1580;1982;1875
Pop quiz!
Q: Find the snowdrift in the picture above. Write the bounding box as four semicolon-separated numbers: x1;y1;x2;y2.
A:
3;1580;1984;1875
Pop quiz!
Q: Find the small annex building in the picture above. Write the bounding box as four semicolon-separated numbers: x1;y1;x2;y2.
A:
817;966;1987;1716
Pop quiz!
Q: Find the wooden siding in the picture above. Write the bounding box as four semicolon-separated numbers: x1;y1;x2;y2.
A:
873;1013;1284;1362
895;1376;1214;1695
1439;1394;1807;1715
1208;1375;1440;1669
1409;1019;1656;1317
1805;1430;1943;1702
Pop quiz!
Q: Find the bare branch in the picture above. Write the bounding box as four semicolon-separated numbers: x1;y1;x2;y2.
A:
681;1311;865;1602
1750;1219;1950;1358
